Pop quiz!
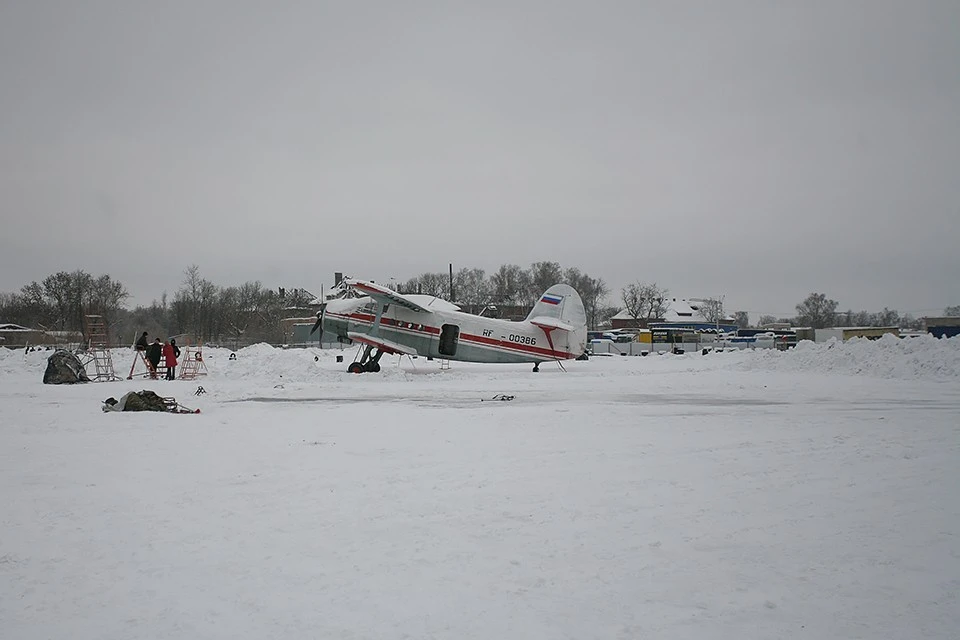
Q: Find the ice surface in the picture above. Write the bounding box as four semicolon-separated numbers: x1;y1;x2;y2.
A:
2;338;959;639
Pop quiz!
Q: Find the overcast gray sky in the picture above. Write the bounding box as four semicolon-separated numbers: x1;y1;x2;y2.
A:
2;0;958;320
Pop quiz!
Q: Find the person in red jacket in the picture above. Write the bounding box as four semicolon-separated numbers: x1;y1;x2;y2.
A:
163;339;178;380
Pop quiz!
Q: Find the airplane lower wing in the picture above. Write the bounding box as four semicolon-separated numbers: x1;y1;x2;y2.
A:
347;331;419;356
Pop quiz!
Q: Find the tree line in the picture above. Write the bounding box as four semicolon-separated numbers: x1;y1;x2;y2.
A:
0;270;129;334
400;262;610;330
0;266;316;347
763;292;932;330
2;268;957;346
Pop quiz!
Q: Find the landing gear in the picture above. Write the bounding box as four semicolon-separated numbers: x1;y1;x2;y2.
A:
349;345;385;373
532;362;540;373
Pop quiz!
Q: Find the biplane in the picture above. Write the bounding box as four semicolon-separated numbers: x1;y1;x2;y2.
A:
311;278;588;373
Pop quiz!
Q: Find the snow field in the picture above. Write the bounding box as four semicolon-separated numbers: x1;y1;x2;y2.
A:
1;338;958;639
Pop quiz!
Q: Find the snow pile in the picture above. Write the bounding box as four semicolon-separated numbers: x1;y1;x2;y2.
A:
738;333;960;381
4;334;959;386
0;347;60;381
205;344;340;383
234;342;280;358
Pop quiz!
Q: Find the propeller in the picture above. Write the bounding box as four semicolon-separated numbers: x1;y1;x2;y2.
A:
310;303;327;336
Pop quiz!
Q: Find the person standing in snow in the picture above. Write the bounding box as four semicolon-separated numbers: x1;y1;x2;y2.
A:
146;338;162;379
163;339;178;380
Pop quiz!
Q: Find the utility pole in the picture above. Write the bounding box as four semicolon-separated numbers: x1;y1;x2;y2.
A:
449;263;454;302
691;295;725;332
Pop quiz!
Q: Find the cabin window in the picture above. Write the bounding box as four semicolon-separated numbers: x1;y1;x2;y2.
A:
439;324;460;356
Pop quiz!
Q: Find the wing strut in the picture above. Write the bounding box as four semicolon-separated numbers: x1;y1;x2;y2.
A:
370;300;386;337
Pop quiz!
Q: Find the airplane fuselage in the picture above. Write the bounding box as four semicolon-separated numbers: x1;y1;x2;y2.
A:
323;297;586;364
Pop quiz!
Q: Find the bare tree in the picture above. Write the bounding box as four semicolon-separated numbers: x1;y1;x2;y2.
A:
732;311;749;328
564;268;609;330
36;270;126;332
453;268;490;309
694;298;725;324
874;308;900;327
944;305;960;317
795;292;839;329
1;286;55;329
41;272;72;330
489;264;530;305
417;273;450;299
526;261;564;304
69;270;96;331
758;314;777;327
89;274;129;327
173;265;220;340
596;304;621;328
620;282;669;325
400;277;420;295
899;313;923;330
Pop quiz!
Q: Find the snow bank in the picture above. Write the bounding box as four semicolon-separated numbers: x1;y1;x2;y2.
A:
3;334;958;386
234;342;280;358
204;344;339;383
737;333;960;381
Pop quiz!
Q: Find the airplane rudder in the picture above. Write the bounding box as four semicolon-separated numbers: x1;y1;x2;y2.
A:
528;284;586;328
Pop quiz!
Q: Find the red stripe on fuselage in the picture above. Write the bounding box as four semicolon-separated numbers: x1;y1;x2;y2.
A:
329;312;576;360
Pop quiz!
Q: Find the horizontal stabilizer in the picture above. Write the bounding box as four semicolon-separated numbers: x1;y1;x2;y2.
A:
528;316;574;332
347;331;419;356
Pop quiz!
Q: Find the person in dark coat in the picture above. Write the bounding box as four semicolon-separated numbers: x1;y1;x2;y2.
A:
146;338;162;379
135;331;149;351
163;339;178;380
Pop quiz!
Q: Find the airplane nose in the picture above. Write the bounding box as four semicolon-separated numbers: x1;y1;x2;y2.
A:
309;303;326;335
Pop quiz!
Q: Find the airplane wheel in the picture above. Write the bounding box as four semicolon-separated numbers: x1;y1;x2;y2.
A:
347;362;365;374
364;361;381;373
532;363;540;372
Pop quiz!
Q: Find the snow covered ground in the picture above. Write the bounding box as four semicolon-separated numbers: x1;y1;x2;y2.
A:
2;336;959;639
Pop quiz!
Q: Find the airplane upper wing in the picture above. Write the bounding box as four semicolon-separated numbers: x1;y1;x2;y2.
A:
347;331;419;356
346;279;430;313
528;316;575;332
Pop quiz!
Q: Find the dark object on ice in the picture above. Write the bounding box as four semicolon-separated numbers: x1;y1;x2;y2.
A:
102;390;200;413
122;390;168;411
481;394;515;402
195;386;206;395
229;353;237;360
576;351;589;361
43;349;91;384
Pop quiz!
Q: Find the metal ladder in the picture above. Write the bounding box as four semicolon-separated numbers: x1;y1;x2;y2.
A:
81;315;119;381
178;344;208;380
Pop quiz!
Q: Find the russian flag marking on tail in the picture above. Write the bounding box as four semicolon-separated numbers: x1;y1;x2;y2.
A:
540;294;563;305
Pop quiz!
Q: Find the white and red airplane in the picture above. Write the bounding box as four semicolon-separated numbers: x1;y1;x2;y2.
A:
311;278;588;373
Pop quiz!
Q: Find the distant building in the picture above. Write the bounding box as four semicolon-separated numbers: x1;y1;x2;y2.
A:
0;323;44;348
610;298;738;333
0;323;82;348
923;317;960;338
814;327;900;342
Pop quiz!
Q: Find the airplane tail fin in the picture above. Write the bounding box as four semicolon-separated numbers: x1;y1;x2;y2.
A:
526;284;588;355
